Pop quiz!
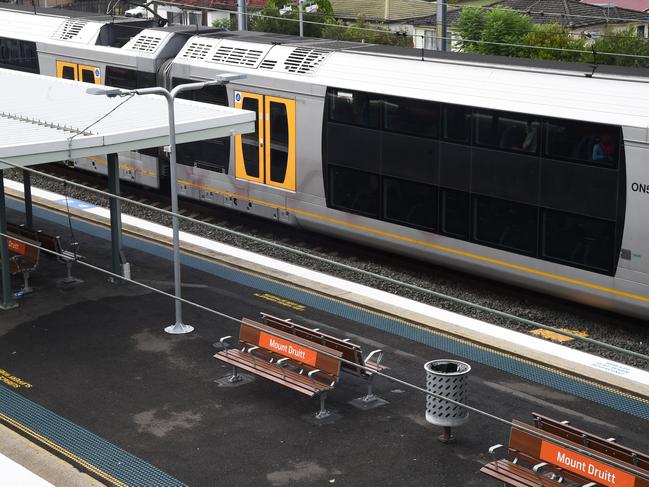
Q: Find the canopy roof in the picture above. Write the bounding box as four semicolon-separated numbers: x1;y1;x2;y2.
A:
0;69;254;167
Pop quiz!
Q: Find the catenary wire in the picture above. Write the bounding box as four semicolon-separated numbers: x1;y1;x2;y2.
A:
0;229;648;480
1;160;648;364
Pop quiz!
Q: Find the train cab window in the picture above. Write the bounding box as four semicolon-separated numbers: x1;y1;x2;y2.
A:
330;166;379;217
384;96;439;138
475;110;539;154
473;196;538;255
440;189;469;239
383;178;436;231
442;105;472;144
541;209;615;273
544;119;619;167
327;88;380;128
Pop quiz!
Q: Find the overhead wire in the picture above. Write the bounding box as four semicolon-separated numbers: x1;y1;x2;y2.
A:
0;228;647;481
2;160;648;364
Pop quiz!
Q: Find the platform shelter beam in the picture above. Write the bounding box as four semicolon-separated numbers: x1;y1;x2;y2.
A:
0;171;17;310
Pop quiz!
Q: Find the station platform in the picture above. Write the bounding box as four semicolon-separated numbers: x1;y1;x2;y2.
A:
1;203;648;486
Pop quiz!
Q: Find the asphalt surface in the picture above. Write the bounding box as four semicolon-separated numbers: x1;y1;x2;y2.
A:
1;208;648;487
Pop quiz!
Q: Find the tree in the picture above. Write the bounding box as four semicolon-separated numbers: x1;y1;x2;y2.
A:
321;19;411;47
455;7;531;56
250;0;334;37
592;27;649;68
524;24;587;62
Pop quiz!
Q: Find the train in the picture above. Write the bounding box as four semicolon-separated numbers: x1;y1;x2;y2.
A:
2;4;649;319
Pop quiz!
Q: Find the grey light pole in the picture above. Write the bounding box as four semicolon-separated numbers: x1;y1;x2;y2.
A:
88;74;245;334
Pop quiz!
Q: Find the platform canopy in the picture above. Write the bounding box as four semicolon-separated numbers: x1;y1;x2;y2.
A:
0;68;255;167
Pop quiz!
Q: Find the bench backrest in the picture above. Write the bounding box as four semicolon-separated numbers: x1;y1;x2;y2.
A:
533;412;649;472
240;318;343;380
7;222;62;254
509;419;649;487
260;313;365;375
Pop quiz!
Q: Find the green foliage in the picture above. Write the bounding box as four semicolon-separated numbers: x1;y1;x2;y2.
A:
250;0;334;37
453;7;484;52
212;16;237;31
455;7;531;56
592;27;649;67
320;19;411;47
523;23;587;62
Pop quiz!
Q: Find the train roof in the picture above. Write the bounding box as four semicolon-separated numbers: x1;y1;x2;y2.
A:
176;31;649;130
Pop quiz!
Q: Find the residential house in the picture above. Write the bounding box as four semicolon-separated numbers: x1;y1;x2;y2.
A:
150;0;265;26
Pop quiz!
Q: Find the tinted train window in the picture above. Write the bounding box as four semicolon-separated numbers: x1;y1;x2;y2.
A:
81;68;95;84
328;89;380;128
0;37;38;73
268;101;289;184
382;132;437;184
384;96;439;138
330;166;379;217
475;110;539;154
241;98;260;178
443;105;471;143
473;196;538;255
544;118;619;167
440;189;469;239
176;139;230;172
106;66;157;90
542;209;615;272
383;178;436;230
172;77;228;106
61;65;75;80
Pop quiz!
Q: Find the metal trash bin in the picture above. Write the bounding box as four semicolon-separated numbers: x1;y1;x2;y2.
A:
424;359;471;443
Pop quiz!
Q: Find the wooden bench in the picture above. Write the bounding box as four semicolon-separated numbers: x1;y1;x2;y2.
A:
1;233;41;295
482;414;649;487
8;223;82;285
214;318;343;419
260;313;385;403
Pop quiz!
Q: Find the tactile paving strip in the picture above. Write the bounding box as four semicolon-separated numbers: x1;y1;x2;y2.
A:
0;385;187;487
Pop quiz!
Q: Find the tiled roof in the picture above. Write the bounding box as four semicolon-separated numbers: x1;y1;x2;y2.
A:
158;0;266;11
413;0;649;27
330;0;437;22
580;0;649;12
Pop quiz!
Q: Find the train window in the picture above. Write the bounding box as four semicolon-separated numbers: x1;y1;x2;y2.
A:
383;178;436;231
442;105;471;143
544;118;619;167
172;77;227;106
327;88;380;128
382;132;437;184
541;209;615;273
329;166;379;217
176;138;230;173
137;71;156;89
241;97;261;178
0;37;38;73
440;189;469;239
439;143;470;191
106;66;137;89
473;196;538;255
267;101;289;184
327;123;381;173
472;148;538;205
540;160;618;221
475;110;539;154
61;65;76;80
384;96;439;138
81;68;95;84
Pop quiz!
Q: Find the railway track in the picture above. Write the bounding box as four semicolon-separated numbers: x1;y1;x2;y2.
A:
6;164;649;370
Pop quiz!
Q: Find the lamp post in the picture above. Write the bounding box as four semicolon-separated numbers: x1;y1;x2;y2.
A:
88;74;245;334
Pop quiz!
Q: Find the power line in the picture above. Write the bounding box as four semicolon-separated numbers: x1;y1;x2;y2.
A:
1;226;648;481
2;160;648;364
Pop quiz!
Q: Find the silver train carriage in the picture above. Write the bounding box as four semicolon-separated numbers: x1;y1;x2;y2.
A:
2;8;649;319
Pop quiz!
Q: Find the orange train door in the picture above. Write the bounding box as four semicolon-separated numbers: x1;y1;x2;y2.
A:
234;91;296;192
56;61;101;84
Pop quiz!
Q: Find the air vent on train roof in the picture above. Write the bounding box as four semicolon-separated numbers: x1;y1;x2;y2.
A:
259;59;277;70
51;18;89;40
182;42;212;60
128;34;163;53
283;47;329;75
211;45;264;67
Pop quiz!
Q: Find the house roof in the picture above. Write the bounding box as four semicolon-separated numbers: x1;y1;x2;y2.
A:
330;0;437;22
156;0;266;11
414;0;649;28
580;0;649;12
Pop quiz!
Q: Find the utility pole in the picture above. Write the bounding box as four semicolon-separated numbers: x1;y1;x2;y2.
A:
436;0;447;51
237;0;247;31
298;0;303;37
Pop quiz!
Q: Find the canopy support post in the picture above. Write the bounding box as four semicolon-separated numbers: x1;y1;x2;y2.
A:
0;171;17;310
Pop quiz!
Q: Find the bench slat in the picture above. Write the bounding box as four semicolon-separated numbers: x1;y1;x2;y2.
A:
481;460;563;486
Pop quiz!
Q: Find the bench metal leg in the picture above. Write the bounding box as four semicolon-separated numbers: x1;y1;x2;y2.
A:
58;260;82;287
361;376;377;403
228;366;243;384
315;393;331;420
20;271;33;295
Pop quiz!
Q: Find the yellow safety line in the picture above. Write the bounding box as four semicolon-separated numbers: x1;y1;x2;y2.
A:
85;156;157;177
0;411;127;487
176;179;649;304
